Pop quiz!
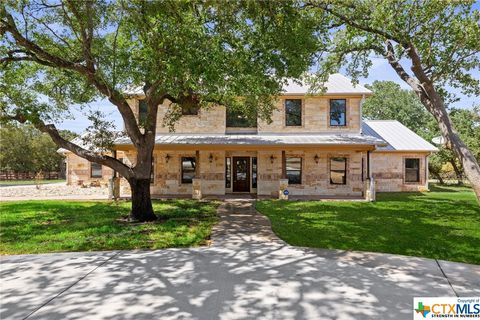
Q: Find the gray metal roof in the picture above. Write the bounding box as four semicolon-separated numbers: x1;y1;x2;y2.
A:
123;73;372;97
283;74;372;95
362;120;438;152
115;133;385;147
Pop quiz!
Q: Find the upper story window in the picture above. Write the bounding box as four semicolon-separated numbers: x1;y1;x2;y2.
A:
285;99;302;126
330;99;347;126
226;109;257;127
90;163;102;178
405;158;420;183
138;99;148;123
285;157;302;184
181;157;196;184
330;157;347;185
181;104;199;116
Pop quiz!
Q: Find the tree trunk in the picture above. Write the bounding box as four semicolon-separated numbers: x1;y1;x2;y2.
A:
449;159;464;185
129;178;157;222
419;91;480;201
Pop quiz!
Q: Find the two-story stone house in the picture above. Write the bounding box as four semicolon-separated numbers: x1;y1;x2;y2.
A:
62;74;437;199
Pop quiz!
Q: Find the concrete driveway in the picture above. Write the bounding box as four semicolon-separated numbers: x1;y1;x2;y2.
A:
1;199;479;320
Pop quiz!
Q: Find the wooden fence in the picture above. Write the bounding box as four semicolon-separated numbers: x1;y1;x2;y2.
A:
0;171;62;181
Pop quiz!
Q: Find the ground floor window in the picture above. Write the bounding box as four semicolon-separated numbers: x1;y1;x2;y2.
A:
286;157;302;184
90;163;102;178
225;157;231;188
181;157;196;183
330;157;347;185
405;158;420;182
252;157;257;188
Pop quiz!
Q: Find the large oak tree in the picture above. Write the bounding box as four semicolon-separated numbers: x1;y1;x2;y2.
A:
307;0;480;202
1;1;322;220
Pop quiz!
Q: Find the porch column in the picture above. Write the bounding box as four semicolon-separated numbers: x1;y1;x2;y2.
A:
192;150;202;199
279;150;288;199
365;150;376;201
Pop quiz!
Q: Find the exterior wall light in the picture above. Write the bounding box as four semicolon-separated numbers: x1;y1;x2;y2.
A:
165;154;171;163
270;155;275;164
314;154;319;164
209;153;214;163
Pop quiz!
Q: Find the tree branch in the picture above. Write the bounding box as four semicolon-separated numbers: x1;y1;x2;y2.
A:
2;112;134;179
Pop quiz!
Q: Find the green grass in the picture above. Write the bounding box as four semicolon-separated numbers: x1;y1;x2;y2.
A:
256;185;480;265
0;179;65;186
0;200;219;255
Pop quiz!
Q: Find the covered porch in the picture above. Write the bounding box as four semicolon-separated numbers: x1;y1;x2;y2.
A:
114;133;384;200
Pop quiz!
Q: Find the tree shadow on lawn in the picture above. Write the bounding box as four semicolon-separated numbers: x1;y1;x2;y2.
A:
0;200;218;254
257;199;480;265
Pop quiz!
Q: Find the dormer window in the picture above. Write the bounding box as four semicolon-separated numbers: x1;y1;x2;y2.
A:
285;99;302;126
330;99;346;126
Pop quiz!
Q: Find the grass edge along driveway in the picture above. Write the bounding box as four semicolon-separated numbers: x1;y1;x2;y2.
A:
0;199;219;255
256;185;480;265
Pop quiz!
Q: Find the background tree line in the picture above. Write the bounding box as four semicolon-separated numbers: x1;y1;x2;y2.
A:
0;125;76;177
363;81;480;184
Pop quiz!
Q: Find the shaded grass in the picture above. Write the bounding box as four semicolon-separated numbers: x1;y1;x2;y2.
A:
0;200;219;255
256;185;480;265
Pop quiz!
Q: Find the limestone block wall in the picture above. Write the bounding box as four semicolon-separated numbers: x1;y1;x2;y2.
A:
198;150;226;195
258;96;362;134
66;153;112;186
257;150;283;196
128;99;226;134
371;152;429;192
120;149;226;196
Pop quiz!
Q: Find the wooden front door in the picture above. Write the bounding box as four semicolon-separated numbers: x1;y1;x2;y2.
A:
233;157;250;192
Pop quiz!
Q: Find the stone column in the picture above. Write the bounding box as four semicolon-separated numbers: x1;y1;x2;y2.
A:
279;178;289;200
192;178;202;200
365;178;376;201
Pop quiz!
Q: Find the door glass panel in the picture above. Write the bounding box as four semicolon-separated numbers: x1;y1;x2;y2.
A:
236;159;247;180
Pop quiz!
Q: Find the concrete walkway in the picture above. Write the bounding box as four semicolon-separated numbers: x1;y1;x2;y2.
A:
1;199;479;320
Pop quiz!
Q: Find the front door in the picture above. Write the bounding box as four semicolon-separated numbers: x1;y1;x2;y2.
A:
233;157;250;192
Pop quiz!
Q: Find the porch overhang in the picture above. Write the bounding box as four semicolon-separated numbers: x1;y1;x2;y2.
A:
114;133;386;151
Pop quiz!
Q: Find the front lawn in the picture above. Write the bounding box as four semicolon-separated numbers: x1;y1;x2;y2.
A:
256;185;480;265
0;200;219;255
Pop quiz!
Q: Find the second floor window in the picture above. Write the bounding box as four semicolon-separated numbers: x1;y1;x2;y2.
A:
91;163;102;178
181;157;196;184
330;99;346;126
285;99;302;126
226;109;257;127
138;99;148;123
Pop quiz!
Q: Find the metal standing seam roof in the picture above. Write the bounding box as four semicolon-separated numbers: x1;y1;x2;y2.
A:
123;73;372;97
362;120;438;152
283;73;372;95
114;133;385;146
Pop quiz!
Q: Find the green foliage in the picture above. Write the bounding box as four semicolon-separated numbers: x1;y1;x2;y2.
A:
1;1;323;128
363;81;435;139
256;185;480;264
0;124;76;172
0;199;219;254
310;1;480;100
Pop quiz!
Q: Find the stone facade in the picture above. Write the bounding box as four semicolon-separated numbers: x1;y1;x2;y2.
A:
258;96;361;134
64;93;433;198
65;153;112;186
371;152;429;192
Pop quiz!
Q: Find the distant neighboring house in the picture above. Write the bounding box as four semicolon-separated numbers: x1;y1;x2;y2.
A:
60;74;437;199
